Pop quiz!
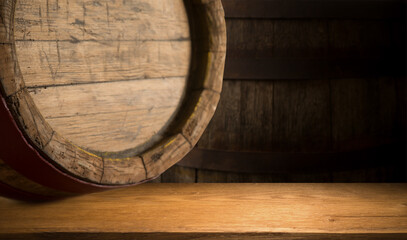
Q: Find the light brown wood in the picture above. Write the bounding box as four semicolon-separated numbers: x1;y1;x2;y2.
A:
29;77;187;152
14;0;190;153
0;184;406;239
14;0;191;42
0;0;226;191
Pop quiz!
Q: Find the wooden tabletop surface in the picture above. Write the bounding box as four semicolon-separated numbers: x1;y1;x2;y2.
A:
0;183;406;239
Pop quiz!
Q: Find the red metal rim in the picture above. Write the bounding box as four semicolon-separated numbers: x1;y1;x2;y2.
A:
0;95;131;195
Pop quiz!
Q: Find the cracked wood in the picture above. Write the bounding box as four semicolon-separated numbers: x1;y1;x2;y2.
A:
0;0;225;197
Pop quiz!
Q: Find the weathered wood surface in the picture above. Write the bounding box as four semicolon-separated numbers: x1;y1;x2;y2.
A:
13;0;190;153
0;184;406;240
0;0;226;198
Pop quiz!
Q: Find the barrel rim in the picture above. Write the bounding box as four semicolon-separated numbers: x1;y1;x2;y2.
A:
0;0;226;189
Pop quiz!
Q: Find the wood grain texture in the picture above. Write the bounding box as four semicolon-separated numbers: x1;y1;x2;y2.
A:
272;79;331;152
197;80;273;151
226;19;274;59
190;77;404;175
16;41;190;87
0;0;225;191
331;78;400;151
198;79;331;152
180;143;406;175
14;0;190;41
224;18;404;80
29;77;186;152
195;166;405;183
14;0;190;153
0;184;406;239
221;0;406;19
182;3;406;179
158;161;406;183
1;233;407;240
273;20;328;59
196;168;332;183
161;164;196;183
197;80;242;150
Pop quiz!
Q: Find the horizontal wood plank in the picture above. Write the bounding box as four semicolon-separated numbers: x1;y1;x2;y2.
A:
29;77;185;152
179;144;406;173
224;58;405;80
17;40;190;87
2;233;407;240
223;18;405;80
0;184;406;240
14;0;190;41
222;0;406;19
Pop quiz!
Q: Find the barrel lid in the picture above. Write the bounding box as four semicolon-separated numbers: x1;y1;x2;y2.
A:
0;0;226;186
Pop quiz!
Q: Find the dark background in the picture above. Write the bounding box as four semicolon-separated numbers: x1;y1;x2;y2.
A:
155;0;407;183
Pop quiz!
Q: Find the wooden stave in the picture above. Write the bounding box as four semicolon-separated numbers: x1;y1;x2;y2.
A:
0;0;226;200
179;1;406;175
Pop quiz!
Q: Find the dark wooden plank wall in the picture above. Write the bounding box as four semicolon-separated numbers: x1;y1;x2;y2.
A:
156;0;406;183
152;164;405;183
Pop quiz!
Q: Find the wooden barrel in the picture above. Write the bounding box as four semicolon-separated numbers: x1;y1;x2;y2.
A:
0;0;226;200
180;0;406;179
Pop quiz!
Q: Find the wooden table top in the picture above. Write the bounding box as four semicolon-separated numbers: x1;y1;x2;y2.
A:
0;183;406;239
